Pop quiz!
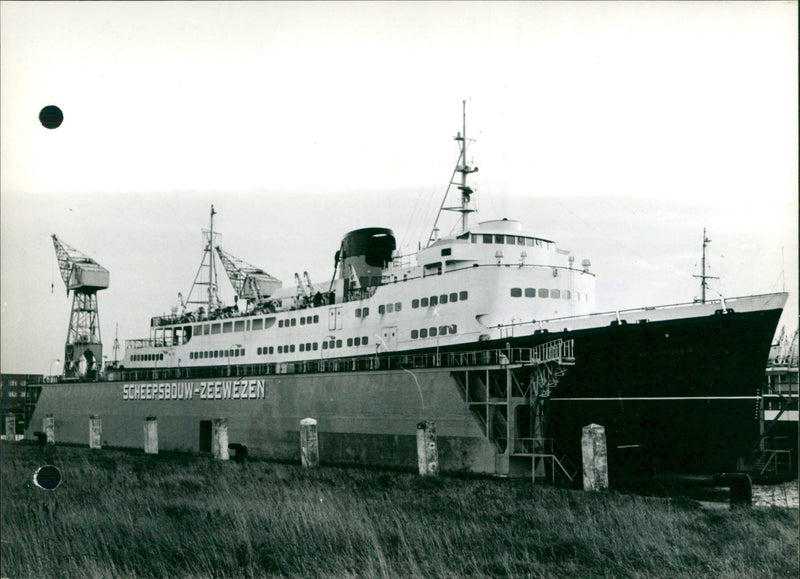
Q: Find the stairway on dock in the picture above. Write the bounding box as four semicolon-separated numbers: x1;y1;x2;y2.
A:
451;339;578;483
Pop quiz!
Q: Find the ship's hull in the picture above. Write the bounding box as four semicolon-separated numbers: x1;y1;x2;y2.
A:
25;301;783;480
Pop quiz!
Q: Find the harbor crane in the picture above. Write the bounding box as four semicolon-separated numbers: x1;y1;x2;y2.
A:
51;235;109;380
215;245;282;310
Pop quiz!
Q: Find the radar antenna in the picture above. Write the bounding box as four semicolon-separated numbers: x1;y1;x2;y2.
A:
51;234;109;380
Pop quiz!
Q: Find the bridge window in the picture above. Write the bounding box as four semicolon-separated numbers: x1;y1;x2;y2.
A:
291;319;296;327
525;288;536;297
362;308;369;317
439;325;448;335
538;288;549;298
449;292;457;302
223;322;232;333
420;328;428;338
563;290;571;300
506;235;516;244
347;338;353;347
412;299;419;308
495;235;505;244
429;327;437;337
387;303;394;313
234;321;244;332
378;305;385;314
300;317;306;325
354;337;361;346
441;248;452;256
395;302;401;312
430;296;438;306
363;336;368;345
510;288;522;298
290;345;295;353
252;319;263;331
440;294;448;304
211;324;221;334
551;289;561;299
411;330;419;339
335;340;342;348
483;234;492;244
420;297;429;307
355;308;361;318
459;290;468;301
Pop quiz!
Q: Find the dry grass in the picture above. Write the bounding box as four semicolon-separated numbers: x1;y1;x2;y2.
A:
2;442;797;578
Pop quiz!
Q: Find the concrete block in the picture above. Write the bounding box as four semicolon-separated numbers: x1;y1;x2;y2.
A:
212;418;229;460
89;415;102;449
4;415;15;441
43;414;55;445
300;418;319;468
581;423;608;491
416;420;439;476
144;416;158;455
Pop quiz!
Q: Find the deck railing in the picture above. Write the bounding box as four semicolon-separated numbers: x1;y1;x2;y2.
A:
51;341;573;384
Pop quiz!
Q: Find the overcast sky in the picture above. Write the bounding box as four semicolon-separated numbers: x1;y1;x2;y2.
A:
1;1;797;374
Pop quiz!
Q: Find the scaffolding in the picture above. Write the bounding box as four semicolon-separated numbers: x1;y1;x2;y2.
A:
451;339;577;483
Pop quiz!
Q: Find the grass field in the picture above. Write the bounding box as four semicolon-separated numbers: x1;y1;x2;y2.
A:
2;442;797;578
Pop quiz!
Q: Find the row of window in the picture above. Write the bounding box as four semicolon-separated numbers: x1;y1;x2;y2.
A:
278;314;320;328
510;287;589;302
199;320;247;335
411;325;458;339
255;336;372;356
412;291;468;309
378;302;403;314
471;234;553;249
132;353;165;362
189;348;245;360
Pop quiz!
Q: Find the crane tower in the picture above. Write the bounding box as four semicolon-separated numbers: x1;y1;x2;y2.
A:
215;245;282;309
52;235;109;379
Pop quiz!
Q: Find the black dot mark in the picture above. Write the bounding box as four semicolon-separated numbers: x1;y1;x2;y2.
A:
33;465;62;490
39;105;63;129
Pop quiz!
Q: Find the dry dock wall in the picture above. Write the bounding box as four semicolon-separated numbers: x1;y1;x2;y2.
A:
25;368;497;474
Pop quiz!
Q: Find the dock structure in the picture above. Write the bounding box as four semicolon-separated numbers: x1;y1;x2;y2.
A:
21;341;582;480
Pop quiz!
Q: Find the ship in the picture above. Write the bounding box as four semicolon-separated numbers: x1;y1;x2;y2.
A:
24;104;788;481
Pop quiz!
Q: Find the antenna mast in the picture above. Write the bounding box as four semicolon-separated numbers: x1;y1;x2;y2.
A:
693;228;718;304
428;100;479;245
185;205;223;314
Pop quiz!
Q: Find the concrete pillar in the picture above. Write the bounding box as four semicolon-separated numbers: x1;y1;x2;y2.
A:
43;414;55;445
4;414;15;441
212;418;229;460
89;415;102;450
144;416;158;455
416;420;439;476
721;473;753;508
300;418;319;468
581;423;608;491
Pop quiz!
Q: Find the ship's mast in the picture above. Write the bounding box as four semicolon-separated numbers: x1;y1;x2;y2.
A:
428;100;479;245
693;228;718;304
185;205;222;313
